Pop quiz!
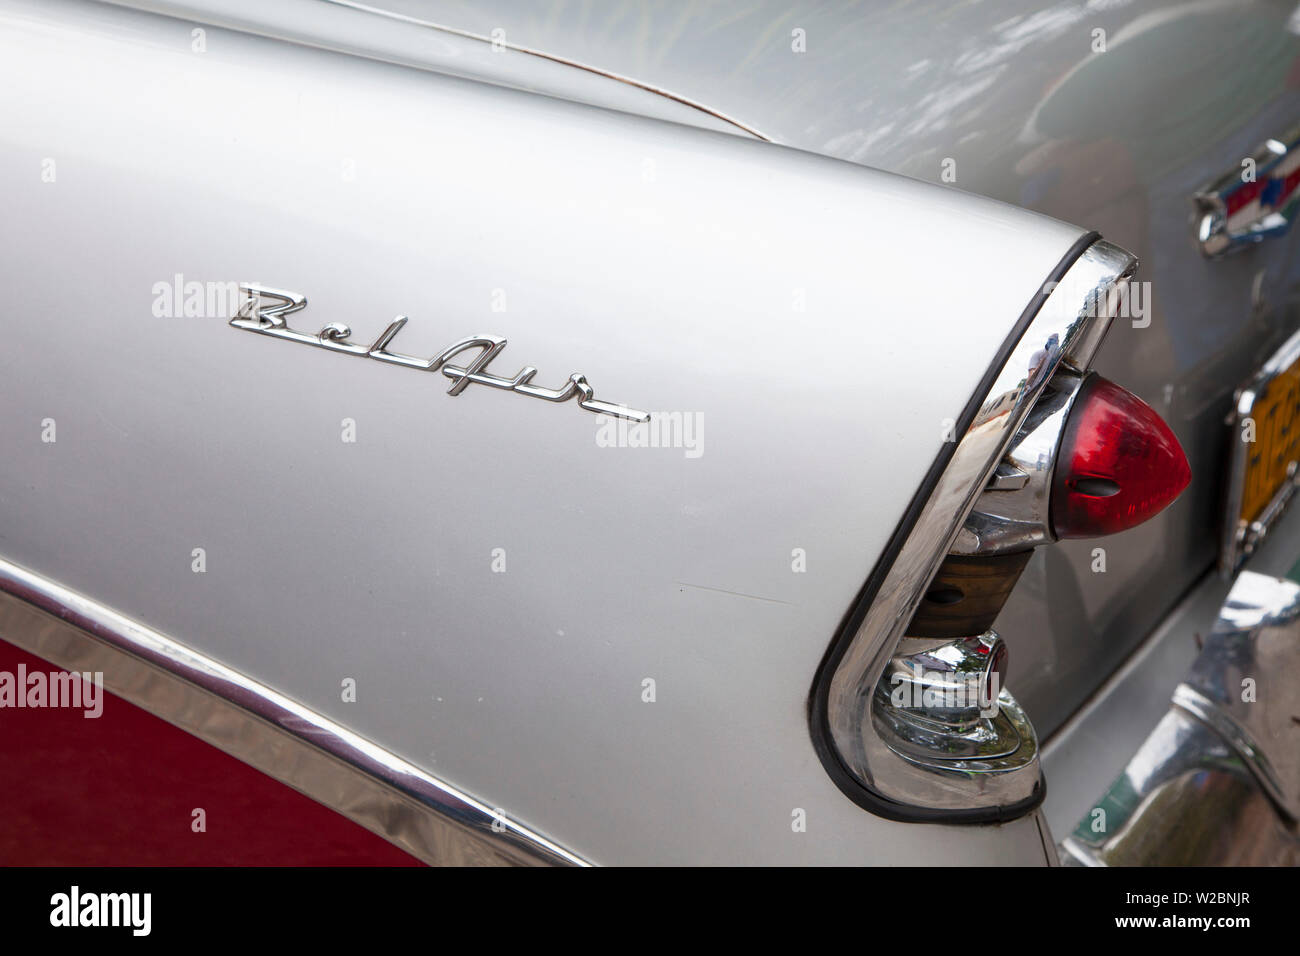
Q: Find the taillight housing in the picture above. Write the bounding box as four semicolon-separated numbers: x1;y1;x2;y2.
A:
898;374;1191;745
814;238;1162;824
1051;376;1191;538
945;370;1191;562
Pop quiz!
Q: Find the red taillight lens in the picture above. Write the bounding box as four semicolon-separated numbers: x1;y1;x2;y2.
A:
1051;376;1191;538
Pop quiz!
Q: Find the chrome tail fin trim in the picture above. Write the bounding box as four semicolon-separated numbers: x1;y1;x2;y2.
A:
811;235;1139;822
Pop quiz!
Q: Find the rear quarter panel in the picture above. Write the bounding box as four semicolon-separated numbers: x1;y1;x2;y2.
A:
0;0;1086;863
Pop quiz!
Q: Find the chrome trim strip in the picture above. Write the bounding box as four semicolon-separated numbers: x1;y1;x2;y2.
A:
317;0;773;142
0;557;587;867
952;368;1087;555
818;238;1138;816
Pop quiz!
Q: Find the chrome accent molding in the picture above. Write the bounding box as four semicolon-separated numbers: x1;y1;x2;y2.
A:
0;556;587;867
879;631;1027;764
817;239;1138;817
882;632;1007;738
1063;571;1300;866
232;285;651;423
316;0;773;141
953;369;1086;555
1195;125;1300;257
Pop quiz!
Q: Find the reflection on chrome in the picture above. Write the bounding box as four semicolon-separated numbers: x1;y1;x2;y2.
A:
816;239;1138;819
1062;571;1300;866
953;369;1085;555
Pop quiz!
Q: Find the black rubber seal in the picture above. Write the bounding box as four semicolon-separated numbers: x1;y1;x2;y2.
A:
807;230;1102;825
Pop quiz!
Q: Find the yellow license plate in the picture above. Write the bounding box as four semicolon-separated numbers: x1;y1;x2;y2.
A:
1223;331;1300;573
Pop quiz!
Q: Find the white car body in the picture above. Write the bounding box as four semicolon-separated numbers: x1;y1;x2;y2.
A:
7;0;1286;866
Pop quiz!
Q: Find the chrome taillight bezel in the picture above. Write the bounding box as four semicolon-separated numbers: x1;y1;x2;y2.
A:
951;369;1086;556
810;236;1138;823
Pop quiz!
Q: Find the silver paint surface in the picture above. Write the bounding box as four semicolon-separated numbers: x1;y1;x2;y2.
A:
0;0;1086;862
343;0;1300;740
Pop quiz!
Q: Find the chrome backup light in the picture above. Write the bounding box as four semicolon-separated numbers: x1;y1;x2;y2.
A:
811;238;1138;822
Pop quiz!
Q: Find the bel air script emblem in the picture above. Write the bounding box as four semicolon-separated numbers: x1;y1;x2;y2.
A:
230;285;649;422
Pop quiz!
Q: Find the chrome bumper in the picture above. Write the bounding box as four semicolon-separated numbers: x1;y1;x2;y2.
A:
1059;570;1300;866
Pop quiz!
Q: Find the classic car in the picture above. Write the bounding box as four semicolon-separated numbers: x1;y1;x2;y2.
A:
1;0;1298;868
